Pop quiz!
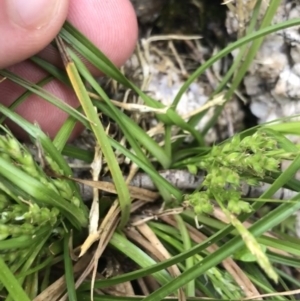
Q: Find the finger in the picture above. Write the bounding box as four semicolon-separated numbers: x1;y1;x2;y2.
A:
0;0;69;69
2;61;83;140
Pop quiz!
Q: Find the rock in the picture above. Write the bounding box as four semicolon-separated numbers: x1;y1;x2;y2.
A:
226;1;300;128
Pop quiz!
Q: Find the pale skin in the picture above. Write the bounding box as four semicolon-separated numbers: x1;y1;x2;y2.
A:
0;0;138;140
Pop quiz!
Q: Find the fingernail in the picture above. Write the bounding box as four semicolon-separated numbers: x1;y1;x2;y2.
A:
5;0;60;29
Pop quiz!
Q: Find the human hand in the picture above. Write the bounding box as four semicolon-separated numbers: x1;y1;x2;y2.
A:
0;0;138;140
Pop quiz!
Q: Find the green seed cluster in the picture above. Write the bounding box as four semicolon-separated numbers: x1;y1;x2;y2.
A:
0;135;81;208
44;153;81;207
186;131;280;215
0;203;59;227
0;133;82;265
0;223;35;241
1;249;29;264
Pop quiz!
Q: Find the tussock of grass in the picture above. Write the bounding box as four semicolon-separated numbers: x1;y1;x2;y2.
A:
1;1;300;300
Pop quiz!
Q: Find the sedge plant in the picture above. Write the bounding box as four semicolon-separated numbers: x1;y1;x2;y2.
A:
1;1;300;300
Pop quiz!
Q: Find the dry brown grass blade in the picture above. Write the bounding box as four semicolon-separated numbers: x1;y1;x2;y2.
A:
160;215;261;299
88;92;169;113
91;218;119;301
168;41;188;77
59;206;120;301
79;199;120;256
223;0;270;38
33;254;92;301
134;221;186;301
242;288;300;300
124;226;186;301
182;93;226;119
137;278;151;296
73;178;159;202
89;165;144;300
89;145;102;235
131;206;185;226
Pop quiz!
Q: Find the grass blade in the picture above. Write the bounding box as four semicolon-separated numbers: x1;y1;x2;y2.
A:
56;37;131;229
0;257;31;301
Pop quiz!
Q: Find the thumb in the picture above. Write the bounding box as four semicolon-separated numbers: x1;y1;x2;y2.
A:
0;0;69;69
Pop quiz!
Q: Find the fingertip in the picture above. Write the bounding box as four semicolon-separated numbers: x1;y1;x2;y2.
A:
0;0;69;68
